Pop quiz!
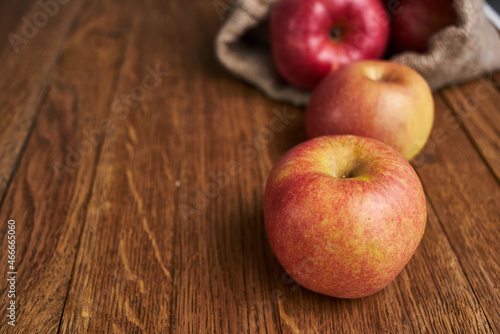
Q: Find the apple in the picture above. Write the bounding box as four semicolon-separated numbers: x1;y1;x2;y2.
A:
264;135;427;298
305;60;434;161
269;0;390;90
389;0;457;53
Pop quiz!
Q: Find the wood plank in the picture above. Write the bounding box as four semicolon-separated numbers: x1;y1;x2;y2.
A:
395;202;492;333
0;0;84;202
169;82;290;333
59;0;179;332
164;3;300;334
0;0;137;332
440;76;500;181
59;0;291;332
412;94;500;332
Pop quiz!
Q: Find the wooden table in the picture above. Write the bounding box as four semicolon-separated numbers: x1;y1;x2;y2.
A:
0;0;499;333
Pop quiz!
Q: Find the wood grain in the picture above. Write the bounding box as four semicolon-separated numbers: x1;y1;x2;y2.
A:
0;0;84;202
60;0;177;331
413;94;500;332
440;77;500;181
395;202;491;333
0;0;137;332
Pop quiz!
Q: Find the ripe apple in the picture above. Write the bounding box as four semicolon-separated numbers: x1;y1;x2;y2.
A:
264;135;427;298
270;0;390;90
389;0;457;53
305;60;434;161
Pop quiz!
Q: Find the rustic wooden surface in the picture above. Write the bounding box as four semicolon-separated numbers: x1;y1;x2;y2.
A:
0;0;499;333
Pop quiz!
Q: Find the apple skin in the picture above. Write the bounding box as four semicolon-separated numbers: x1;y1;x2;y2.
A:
264;135;427;298
305;60;434;161
270;0;389;90
389;0;457;53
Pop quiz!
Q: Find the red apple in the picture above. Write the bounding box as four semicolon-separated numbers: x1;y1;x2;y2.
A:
270;0;390;90
389;0;457;53
305;60;434;161
264;135;427;298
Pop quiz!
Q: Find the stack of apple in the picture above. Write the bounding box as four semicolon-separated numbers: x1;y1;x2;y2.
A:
264;0;455;298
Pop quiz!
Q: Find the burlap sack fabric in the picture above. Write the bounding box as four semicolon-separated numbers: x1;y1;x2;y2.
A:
215;0;500;106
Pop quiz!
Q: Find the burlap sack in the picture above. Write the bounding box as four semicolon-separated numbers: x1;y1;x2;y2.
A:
215;0;500;106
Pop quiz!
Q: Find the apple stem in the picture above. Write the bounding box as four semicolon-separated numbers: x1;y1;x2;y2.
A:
329;26;343;42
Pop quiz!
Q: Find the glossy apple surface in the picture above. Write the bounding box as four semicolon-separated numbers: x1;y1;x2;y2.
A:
270;0;389;90
305;60;434;161
389;0;457;53
264;135;427;298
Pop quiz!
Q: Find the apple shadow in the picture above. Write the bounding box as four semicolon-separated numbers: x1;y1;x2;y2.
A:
219;189;369;331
